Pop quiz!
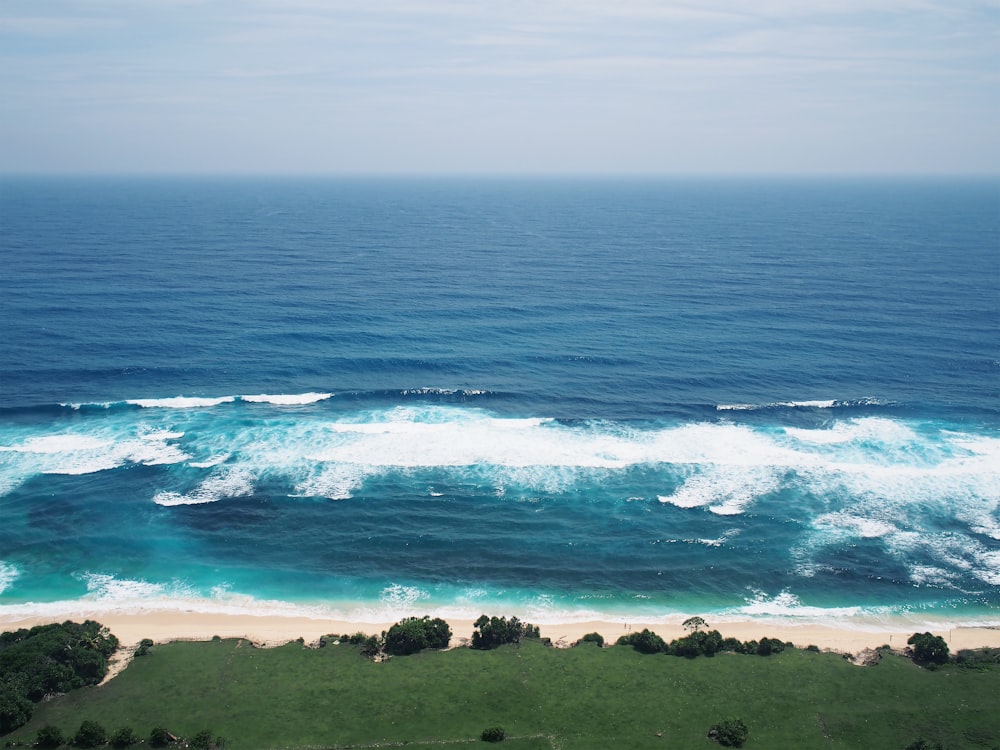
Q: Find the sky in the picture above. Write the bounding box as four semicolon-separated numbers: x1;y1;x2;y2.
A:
2;1;999;175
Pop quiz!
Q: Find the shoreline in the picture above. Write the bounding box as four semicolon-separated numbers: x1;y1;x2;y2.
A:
3;608;999;655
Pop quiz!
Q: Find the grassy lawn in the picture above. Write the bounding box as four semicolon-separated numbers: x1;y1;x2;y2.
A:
4;639;999;749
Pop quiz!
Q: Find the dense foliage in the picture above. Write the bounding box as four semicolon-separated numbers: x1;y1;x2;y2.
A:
0;621;118;734
109;725;141;748
471;615;540;650
575;632;605;648
709;718;748;747
615;625;788;659
480;725;506;742
382;617;451;656
72;719;108;748
35;724;64;748
907;632;949;665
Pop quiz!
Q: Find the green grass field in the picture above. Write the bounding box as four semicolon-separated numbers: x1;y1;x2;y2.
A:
5;639;999;749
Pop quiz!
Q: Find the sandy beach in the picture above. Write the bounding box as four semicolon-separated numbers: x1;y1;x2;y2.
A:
3;608;998;656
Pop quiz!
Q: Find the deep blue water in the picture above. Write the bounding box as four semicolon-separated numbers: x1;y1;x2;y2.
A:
1;176;998;628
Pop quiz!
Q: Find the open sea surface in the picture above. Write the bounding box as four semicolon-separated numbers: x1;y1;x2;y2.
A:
1;176;998;630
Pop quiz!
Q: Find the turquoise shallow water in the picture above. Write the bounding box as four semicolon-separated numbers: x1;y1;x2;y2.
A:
0;177;997;627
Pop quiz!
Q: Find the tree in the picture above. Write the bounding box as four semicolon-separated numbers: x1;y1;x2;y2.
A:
908;632;949;665
708;718;748;747
383;617;452;656
35;724;65;749
480;726;506;742
682;616;707;633
72;719;108;748
149;727;174;747
0;680;33;734
616;629;666;654
575;632;605;648
110;726;141;748
190;729;222;750
471;616;540;650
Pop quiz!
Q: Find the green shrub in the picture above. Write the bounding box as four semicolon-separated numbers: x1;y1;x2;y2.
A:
35;725;64;748
383;617;452;656
0;682;33;734
907;633;949;665
0;620;119;734
71;720;107;748
149;727;173;747
471;616;540;650
480;726;506;742
616;629;665;654
708;718;748;747
187;729;225;749
576;632;605;648
135;639;154;657
110;726;140;748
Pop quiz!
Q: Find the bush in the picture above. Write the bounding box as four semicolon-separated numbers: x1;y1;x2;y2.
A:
35;725;64;748
616;629;665;654
149;727;173;747
480;726;506;742
135;638;154;657
756;637;785;656
72;720;107;748
110;726;140;748
190;729;216;749
383;617;452;656
0;681;33;734
669;629;724;657
471;616;540;650
708;718;748;747
575;632;605;648
908;632;949;665
0;620;119;733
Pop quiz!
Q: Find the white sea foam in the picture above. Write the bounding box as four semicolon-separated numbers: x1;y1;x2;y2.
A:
240;392;333;405
0;562;19;595
153;466;256;506
784;417;918;446
717;399;836;411
380;583;430;607
733;590;864;620
811;511;897;539
659;465;782;515
80;572;186;600
293;464;366;500
127;396;235;409
188;454;230;468
0;430;189;476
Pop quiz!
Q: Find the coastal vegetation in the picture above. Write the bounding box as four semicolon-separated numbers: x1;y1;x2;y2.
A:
2;620;999;749
0;621;118;733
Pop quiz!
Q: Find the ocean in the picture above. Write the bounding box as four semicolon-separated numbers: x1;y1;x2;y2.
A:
1;176;997;630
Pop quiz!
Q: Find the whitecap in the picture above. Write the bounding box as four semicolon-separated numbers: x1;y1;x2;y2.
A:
153;466;255;506
659;465;781;515
188;454;231;469
811;511;898;539
4;434;111;454
0;562;20;595
240;392;333;405
734;589;863;620
0;430;189;476
379;583;430;607
127;396;235;409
